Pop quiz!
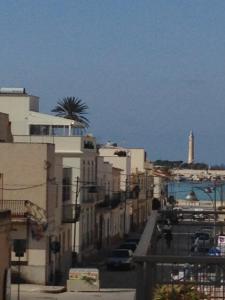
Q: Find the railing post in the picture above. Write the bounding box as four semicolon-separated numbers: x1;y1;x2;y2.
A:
136;261;146;300
146;262;156;300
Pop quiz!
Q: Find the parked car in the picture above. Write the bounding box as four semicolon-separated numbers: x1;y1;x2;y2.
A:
126;237;140;244
191;231;212;243
119;242;137;253
200;226;213;233
106;249;134;270
191;231;212;253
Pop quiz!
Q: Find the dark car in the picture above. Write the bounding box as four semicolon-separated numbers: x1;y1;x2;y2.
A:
126;237;140;244
191;231;212;253
106;249;134;270
191;231;212;243
119;242;137;252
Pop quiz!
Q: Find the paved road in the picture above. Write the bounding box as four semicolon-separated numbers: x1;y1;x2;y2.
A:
100;269;136;289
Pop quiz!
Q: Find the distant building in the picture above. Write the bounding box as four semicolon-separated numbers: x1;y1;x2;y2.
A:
188;130;194;164
99;143;153;232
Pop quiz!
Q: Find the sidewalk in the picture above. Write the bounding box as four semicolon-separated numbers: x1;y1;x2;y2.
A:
11;284;66;293
11;284;135;300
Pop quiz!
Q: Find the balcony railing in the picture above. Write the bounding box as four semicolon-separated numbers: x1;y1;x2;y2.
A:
0;200;47;225
0;200;27;218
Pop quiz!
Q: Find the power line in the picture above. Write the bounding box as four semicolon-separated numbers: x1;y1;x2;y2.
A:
0;183;46;191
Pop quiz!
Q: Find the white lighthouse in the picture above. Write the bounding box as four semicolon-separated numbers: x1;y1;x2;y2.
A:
188;130;194;164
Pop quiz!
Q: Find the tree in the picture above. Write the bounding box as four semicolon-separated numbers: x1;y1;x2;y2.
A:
52;97;89;128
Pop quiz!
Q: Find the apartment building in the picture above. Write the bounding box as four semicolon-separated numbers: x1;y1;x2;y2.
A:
99;143;153;232
0;142;63;284
95;157;124;249
0;210;11;300
0;88;97;265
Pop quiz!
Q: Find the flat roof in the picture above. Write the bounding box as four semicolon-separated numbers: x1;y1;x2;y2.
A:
28;111;84;127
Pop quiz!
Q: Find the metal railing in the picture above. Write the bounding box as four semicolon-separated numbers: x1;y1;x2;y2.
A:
134;209;225;300
1;200;47;225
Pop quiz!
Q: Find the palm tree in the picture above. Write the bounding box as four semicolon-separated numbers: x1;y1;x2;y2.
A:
52;97;89;128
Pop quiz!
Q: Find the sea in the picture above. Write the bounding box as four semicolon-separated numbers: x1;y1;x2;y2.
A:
167;181;225;203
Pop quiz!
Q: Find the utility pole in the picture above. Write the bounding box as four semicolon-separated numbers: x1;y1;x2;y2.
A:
72;176;79;267
214;184;217;244
0;173;3;209
124;178;128;238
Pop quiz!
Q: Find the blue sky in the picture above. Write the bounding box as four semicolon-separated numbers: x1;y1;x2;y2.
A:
1;1;225;164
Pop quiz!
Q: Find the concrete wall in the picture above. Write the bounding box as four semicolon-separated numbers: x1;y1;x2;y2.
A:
129;148;145;173
100;156;130;191
0;94;39;135
112;168;121;193
0;210;11;300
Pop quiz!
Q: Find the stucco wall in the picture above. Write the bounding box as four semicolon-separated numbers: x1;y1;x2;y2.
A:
129;148;145;173
0;94;39;135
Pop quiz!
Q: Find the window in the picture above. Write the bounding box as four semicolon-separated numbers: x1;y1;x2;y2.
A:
30;125;50;135
84;140;95;149
62;168;72;202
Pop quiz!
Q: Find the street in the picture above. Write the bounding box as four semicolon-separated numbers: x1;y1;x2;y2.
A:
11;251;137;300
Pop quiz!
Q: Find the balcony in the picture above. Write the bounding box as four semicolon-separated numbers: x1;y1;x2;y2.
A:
96;192;125;209
1;200;47;225
62;204;81;223
0;200;27;218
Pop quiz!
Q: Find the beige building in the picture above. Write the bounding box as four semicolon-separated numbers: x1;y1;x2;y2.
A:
0;210;11;300
0;143;63;284
129;148;146;173
95;157;124;249
98;144;131;191
0;89;98;265
99;144;153;233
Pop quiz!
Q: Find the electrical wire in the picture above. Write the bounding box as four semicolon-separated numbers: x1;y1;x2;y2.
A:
0;182;46;190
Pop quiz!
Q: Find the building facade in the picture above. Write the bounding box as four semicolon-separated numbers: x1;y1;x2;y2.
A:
0;89;98;266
